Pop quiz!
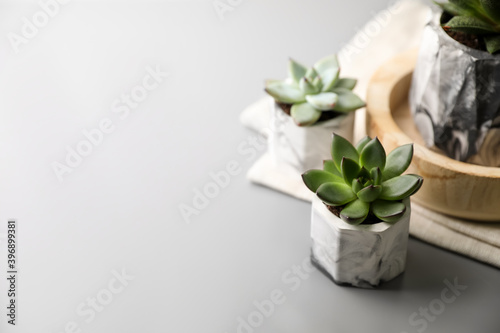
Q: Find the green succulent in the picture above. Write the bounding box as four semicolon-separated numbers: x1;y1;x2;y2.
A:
265;55;365;127
302;134;423;225
436;0;500;53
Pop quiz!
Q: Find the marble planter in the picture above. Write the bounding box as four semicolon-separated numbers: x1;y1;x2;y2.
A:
409;13;500;166
268;99;354;173
310;197;410;288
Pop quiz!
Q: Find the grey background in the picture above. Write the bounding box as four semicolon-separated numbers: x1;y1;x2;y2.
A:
0;0;499;332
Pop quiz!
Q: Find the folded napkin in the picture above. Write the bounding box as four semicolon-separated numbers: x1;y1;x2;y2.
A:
240;0;500;268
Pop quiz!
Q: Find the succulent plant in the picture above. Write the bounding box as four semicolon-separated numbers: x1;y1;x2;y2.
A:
436;0;500;53
302;134;423;225
265;55;365;126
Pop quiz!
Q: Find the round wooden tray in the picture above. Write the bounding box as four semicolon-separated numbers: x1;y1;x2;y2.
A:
366;49;500;222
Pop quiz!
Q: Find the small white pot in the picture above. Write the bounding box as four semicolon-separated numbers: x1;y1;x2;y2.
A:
268;100;354;173
310;197;410;288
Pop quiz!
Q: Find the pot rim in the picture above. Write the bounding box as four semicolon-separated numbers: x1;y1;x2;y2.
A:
433;11;500;59
311;196;411;233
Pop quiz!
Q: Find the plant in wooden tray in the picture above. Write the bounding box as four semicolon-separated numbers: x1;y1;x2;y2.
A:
436;0;500;53
410;0;500;166
265;55;365;126
302;134;423;224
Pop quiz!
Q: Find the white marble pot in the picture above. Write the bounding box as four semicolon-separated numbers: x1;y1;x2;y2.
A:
310;197;410;288
268;99;354;173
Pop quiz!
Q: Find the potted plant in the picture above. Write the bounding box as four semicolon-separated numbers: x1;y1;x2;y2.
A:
410;0;500;166
302;134;423;288
265;54;365;172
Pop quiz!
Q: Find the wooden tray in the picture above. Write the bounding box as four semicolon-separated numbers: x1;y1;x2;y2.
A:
366;49;500;222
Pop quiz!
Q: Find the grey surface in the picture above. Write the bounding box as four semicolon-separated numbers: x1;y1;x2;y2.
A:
0;0;499;333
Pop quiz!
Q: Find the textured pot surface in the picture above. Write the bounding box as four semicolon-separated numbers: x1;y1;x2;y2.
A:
310;197;410;288
268;99;354;173
366;48;500;222
409;13;500;165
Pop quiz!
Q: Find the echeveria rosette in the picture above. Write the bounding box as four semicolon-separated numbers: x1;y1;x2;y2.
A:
302;135;423;225
436;0;500;54
265;54;365;126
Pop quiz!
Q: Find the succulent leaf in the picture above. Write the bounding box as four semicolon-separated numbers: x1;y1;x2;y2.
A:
299;77;319;95
372;200;406;223
437;2;471;16
449;0;483;13
352;178;363;194
321;69;340;92
302;170;343;193
331;134;359;171
360;137;386;171
383;144;413;181
331;88;366;112
358;166;371;181
356;136;371;153
444;16;498;35
357;185;382;203
312;76;323;91
485;35;500;53
314;54;340;92
408;174;424;196
379;175;422;200
323;160;342;177
290;102;322;126
265;81;305;104
450;0;484;16
341;157;361;186
370;167;382;186
340;199;370;225
305;67;319;80
449;0;480;5
288;59;308;84
305;92;338;111
480;0;500;21
334;78;358;90
314;54;339;72
317;182;356;206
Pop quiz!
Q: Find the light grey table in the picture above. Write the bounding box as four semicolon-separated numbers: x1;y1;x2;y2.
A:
0;0;498;332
